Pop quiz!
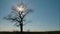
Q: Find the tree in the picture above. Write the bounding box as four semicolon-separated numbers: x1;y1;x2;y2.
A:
4;2;33;32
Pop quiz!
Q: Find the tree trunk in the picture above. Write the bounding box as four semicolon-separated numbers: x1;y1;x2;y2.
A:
20;23;23;32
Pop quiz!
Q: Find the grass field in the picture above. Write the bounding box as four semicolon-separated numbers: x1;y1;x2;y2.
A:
0;31;60;34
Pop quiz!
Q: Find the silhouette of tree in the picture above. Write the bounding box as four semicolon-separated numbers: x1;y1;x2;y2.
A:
4;1;33;32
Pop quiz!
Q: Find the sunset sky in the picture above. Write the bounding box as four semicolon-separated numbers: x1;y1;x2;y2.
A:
0;0;60;31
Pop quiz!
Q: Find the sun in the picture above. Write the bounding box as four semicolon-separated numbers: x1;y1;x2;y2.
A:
17;5;26;12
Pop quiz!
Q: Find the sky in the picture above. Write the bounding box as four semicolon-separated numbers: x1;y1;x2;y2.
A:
0;0;60;31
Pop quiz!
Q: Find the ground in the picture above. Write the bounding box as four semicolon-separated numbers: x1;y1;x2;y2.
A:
0;31;60;34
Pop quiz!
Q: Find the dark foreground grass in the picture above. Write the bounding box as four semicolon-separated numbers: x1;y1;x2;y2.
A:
0;31;60;34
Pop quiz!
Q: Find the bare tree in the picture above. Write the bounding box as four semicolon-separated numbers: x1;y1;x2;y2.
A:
4;2;33;32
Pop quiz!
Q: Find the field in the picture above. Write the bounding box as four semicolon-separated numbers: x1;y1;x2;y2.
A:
0;31;60;34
